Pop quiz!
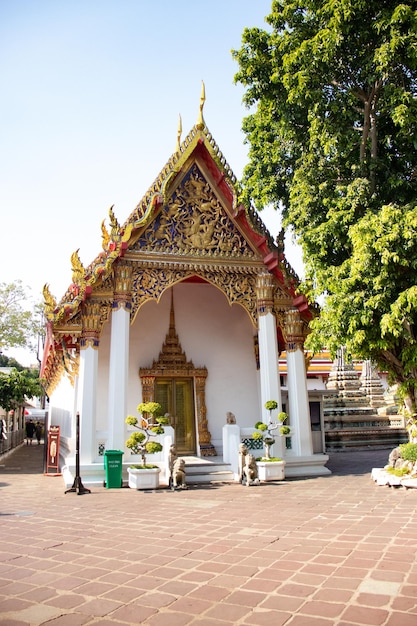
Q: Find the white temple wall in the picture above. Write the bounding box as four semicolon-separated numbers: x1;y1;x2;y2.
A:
48;375;75;438
48;374;76;463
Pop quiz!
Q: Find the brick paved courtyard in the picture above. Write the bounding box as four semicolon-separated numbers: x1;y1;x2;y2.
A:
1;445;416;625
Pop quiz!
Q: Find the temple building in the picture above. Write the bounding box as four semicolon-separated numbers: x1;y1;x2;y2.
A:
40;90;330;484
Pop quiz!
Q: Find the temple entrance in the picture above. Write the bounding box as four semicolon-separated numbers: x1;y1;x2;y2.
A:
139;288;216;457
155;378;196;454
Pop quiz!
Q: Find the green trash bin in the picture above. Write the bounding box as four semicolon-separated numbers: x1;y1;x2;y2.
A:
104;450;124;488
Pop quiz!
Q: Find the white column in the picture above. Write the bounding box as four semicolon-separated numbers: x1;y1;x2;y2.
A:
286;346;313;456
256;273;283;458
77;343;98;464
258;311;282;413
285;309;313;456
107;304;130;451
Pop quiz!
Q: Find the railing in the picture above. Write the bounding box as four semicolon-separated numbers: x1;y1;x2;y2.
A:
0;428;25;456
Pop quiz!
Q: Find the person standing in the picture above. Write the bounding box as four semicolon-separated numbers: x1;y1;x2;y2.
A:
35;421;43;445
25;419;35;445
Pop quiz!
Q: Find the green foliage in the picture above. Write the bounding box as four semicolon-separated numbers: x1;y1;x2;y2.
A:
155;416;170;425
145;442;163;455
233;1;417;414
386;466;411;477
137;401;162;415
400;443;417;463
0;369;43;413
256;457;283;462
0;281;43;352
277;412;288;423
150;426;164;435
0;354;24;370
264;400;278;411
280;425;291;436
125;431;146;453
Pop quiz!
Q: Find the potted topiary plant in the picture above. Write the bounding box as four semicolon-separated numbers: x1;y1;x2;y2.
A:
125;401;170;489
253;400;286;481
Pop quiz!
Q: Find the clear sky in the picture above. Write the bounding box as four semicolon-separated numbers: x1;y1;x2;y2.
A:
1;0;303;365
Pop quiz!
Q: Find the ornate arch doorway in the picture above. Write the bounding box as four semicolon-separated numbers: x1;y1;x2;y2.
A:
139;289;216;457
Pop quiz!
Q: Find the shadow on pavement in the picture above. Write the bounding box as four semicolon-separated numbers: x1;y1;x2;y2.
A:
326;448;391;476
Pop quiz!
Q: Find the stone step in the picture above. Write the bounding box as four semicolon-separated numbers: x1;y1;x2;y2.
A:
182;458;235;483
325;427;408;450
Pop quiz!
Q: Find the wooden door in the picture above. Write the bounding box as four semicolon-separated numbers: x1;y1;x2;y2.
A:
155;378;196;454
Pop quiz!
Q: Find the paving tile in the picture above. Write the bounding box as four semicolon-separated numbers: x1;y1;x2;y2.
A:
46;593;85;609
312;587;354;603
358;578;402;595
242;609;290;626
205;601;252;622
166;596;213;615
260;594;306;611
341;605;389;624
391;595;417;612
145;612;193;626
385;613;417;626
240;577;279;593
157;580;199;596
298;599;346;618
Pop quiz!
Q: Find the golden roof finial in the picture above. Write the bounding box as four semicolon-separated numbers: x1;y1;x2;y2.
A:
196;80;206;130
176;114;182;152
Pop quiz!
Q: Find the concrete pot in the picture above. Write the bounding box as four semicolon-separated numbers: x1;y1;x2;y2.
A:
127;467;161;489
257;460;286;481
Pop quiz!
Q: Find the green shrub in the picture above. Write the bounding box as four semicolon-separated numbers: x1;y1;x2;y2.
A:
386;466;411;477
400;443;417;462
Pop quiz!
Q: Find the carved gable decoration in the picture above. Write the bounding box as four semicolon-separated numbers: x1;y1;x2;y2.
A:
132;164;257;259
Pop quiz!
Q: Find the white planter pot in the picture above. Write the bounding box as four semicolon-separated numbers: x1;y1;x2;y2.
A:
127;467;161;490
257;460;286;482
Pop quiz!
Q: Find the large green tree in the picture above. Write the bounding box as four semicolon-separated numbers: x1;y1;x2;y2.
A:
233;2;417;420
0;281;43;353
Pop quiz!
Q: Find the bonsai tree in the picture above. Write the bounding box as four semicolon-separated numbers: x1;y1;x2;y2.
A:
125;401;169;467
252;400;285;460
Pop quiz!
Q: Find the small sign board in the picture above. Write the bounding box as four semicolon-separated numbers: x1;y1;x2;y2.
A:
45;425;61;476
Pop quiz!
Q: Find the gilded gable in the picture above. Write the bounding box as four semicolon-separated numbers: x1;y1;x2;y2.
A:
132;164;257;259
